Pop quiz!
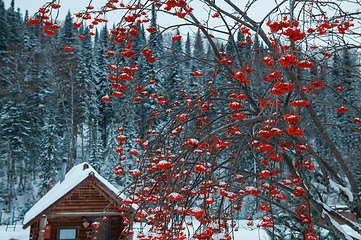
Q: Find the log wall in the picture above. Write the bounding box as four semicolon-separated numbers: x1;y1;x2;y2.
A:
29;181;126;240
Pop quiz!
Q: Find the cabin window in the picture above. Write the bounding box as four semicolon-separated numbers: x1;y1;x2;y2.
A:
57;227;78;240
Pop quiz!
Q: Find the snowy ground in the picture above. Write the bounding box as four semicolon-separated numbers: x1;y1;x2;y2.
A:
132;217;361;240
0;220;267;240
0;224;30;240
133;219;270;240
0;220;360;240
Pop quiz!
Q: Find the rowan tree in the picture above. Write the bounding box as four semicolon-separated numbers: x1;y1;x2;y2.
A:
29;0;361;239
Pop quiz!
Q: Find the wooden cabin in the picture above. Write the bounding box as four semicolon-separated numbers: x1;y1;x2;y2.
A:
23;162;135;240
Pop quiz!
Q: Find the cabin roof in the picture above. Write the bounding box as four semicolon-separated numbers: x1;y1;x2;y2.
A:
23;162;132;228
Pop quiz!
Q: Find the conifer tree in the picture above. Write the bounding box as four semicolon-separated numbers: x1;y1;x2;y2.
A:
55;14;80;167
236;29;250;65
146;2;163;76
0;99;31;208
0;1;34;205
165;28;183;105
0;0;7;51
94;25;112;148
225;35;234;59
133;23;146;52
130;2;165;137
342;48;356;103
38;114;59;194
89;119;103;172
193;29;204;62
76;31;94;162
102;121;120;183
5;0;22;46
191;29;205;89
148;2;161;51
184;32;191;75
22;10;34;51
61;10;74;44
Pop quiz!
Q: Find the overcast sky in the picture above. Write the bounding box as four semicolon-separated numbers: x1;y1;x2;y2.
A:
3;0;276;20
7;0;359;44
3;0;359;27
4;0;123;24
3;0;281;39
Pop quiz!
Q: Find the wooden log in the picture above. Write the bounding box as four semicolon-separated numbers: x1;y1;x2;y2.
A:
47;212;121;217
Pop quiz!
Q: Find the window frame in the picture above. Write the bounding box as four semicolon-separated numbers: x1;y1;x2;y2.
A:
56;226;80;240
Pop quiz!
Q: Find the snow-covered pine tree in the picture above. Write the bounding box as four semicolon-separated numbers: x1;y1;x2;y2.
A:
0;100;31;209
192;29;204;66
53;12;80;168
5;0;21;47
163;28;183;116
236;29;250;66
0;0;7;51
102;121;120;184
61;10;74;44
184;32;191;77
76;27;95;163
38;114;59;196
94;25;112;149
89;119;103;172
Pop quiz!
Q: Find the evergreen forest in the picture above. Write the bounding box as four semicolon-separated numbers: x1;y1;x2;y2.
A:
0;3;360;237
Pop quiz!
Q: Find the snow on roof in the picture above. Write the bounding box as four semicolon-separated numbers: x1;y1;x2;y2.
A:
23;162;126;227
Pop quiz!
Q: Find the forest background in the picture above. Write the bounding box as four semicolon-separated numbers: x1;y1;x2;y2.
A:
1;0;361;239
